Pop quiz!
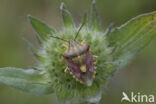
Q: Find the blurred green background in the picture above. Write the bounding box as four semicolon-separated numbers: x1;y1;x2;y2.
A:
0;0;156;104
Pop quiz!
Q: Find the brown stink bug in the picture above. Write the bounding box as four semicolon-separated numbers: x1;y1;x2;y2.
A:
50;24;97;86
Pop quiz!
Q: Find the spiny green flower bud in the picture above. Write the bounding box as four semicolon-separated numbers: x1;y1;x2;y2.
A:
28;1;114;103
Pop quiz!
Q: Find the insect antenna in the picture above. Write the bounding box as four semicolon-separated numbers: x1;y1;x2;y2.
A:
74;23;85;41
50;36;69;43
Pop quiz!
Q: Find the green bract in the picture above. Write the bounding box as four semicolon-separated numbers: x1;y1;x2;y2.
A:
0;0;156;104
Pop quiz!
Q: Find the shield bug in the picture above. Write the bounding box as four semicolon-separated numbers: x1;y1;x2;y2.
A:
50;24;97;86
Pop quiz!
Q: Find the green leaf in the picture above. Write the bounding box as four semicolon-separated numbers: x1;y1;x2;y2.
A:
60;2;75;27
90;0;100;30
28;15;55;41
108;11;156;68
23;39;44;62
0;67;53;95
82;13;88;28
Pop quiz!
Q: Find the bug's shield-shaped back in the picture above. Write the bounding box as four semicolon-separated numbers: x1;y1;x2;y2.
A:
63;40;96;86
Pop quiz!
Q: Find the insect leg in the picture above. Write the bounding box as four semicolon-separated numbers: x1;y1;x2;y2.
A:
64;67;70;73
80;39;86;45
93;55;98;64
62;43;68;48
